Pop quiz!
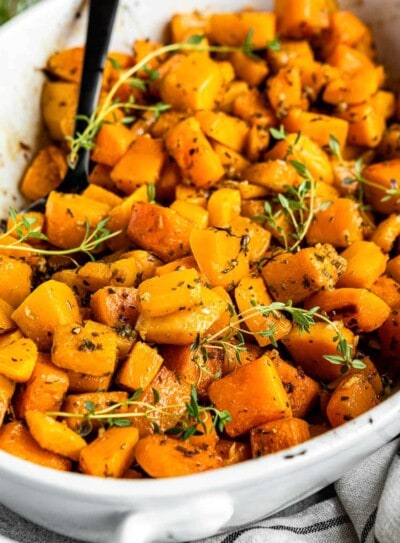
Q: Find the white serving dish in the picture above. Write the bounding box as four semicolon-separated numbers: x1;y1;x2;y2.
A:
0;0;400;541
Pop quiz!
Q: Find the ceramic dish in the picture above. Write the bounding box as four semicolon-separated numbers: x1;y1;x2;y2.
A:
1;0;400;542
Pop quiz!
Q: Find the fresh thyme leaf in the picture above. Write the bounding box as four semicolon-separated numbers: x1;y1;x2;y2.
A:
266;35;281;52
191;333;201;352
355;157;364;177
83;401;95;414
108;418;132;428
243;28;254;53
107;56;121;71
120;116;136;125
129;388;143;401
227;303;236;317
152;101;171;119
277;193;291;211
323;354;346;365
242;28;259;59
188;385;199;419
146;183;156;203
270;125;287;141
351;359;367;370
329;134;343;162
142;65;160;82
165;425;182;436
215;410;232;432
152;421;161;434
127;77;147;91
77;419;92;437
182;425;198;440
152;387;160;405
186;34;206;45
290;159;311;179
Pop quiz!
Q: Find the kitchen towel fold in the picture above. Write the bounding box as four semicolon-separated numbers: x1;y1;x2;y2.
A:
0;437;399;543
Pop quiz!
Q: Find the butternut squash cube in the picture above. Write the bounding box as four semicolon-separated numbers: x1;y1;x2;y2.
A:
304;288;391;333
46;46;84;83
137;268;202;317
363;159;400;214
207;188;241;229
14;354;69;418
306;198;363;248
229;50;269;87
20;145;67;201
326;375;379;427
0;255;32;308
66;370;112;393
128;366;192;437
169;200;209;229
91;123;136;167
52;320;118;377
41;81;78;140
127;201;193;262
338;102;385;148
110;136;167;194
90;286;139;327
79;426;139;477
116;341;164;391
165;117;224;189
12;280;80;351
209;12;276;47
337;241;388;289
0;338;37;383
195;110;249;152
275;0;333;38
243;160;300;193
265;133;334;184
190;227;250;289
0;421;71;471
250;417;310;456
229;215;271;263
160;52;223;111
45;191;111;249
135;434;222;478
208;355;292;437
283;321;356;382
261;244;346;304
266;67;303;116
25;410;86;461
135;286;227;345
283;108;349;150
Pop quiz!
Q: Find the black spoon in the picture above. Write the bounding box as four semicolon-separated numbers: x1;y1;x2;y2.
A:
22;0;120;213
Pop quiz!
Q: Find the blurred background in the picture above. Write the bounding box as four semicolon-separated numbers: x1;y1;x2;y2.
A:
0;0;38;24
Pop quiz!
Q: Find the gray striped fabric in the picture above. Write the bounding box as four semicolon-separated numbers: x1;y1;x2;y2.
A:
0;438;399;543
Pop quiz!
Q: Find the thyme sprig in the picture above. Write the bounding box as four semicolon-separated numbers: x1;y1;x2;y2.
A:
66;32;281;167
253;157;317;252
0;209;121;261
47;386;231;440
192;301;365;374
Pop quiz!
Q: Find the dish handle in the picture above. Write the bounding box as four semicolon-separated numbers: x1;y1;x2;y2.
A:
112;492;234;543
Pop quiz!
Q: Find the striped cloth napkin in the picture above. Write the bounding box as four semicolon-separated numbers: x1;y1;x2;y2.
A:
0;437;399;543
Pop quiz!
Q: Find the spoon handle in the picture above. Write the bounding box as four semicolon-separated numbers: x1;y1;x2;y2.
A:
58;0;120;191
